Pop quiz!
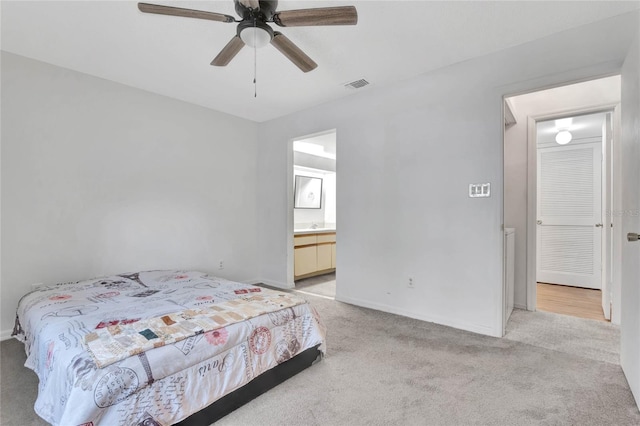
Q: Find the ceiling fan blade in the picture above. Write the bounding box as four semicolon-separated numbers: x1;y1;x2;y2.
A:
271;32;318;73
211;36;245;66
138;3;235;23
273;6;357;27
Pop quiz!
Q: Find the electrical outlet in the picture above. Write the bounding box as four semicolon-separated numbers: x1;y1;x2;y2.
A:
218;260;224;270
408;277;414;288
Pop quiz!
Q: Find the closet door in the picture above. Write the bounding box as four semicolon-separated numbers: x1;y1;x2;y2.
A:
536;142;602;289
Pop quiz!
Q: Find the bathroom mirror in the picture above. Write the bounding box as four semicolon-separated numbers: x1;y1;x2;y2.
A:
294;175;322;209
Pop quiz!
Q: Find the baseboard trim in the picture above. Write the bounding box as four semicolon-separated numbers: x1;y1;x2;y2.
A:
514;303;527;310
1;329;14;341
335;295;501;338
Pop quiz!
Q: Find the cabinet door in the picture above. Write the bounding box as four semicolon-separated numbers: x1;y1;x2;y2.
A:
331;243;336;268
295;246;317;277
317;244;333;271
317;233;336;243
294;234;317;246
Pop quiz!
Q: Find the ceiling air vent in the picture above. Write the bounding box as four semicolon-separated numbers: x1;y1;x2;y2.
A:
344;78;370;90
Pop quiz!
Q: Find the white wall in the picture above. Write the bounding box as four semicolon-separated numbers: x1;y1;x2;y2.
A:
620;22;640;408
504;77;621;310
0;52;259;337
323;173;336;225
293;152;336;172
257;12;640;337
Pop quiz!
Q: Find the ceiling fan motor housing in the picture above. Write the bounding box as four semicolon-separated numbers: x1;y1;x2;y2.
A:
234;0;278;20
235;0;277;46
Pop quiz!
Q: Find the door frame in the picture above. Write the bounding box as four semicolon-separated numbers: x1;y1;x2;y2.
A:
288;129;338;287
526;104;621;317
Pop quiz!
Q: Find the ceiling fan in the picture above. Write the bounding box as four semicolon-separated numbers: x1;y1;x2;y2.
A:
138;0;358;73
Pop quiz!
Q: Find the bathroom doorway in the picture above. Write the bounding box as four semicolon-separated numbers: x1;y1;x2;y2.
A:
291;130;337;299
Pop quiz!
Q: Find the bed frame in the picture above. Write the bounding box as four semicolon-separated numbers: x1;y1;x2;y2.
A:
176;345;322;425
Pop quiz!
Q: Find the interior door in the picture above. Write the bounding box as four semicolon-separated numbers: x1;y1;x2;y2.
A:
537;142;602;289
620;36;640;406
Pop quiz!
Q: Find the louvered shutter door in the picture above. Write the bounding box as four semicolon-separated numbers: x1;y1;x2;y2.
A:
537;143;602;289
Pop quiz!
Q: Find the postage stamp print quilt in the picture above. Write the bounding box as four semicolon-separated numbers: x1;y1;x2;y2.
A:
13;270;326;426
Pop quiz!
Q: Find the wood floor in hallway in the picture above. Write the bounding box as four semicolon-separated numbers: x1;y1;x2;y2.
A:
537;282;607;322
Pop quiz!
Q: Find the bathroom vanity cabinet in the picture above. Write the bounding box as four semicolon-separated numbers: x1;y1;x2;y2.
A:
294;231;336;279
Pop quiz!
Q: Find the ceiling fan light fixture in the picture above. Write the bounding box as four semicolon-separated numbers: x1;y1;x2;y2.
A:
240;26;272;48
555;130;573;145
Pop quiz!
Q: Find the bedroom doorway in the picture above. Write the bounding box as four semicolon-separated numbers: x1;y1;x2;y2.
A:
502;75;622;329
534;111;612;321
291;130;337;299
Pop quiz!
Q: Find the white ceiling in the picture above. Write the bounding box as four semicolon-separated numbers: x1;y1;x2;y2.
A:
2;1;640;122
537;112;607;143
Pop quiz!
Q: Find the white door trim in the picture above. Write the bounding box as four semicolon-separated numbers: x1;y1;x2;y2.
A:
526;103;620;312
611;106;623;324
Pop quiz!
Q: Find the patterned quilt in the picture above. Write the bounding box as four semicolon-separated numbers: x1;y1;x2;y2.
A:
13;270;326;426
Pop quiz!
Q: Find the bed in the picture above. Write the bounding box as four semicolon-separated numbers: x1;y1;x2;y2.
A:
12;270;326;425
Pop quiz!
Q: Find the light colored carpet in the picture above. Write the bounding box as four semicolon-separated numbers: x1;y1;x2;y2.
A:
504;308;620;365
1;295;638;426
294;272;336;298
0;338;46;425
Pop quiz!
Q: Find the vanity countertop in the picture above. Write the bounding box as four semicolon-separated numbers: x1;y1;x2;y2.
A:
294;228;336;235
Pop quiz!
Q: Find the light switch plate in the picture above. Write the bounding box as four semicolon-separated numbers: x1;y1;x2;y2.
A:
469;183;491;198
